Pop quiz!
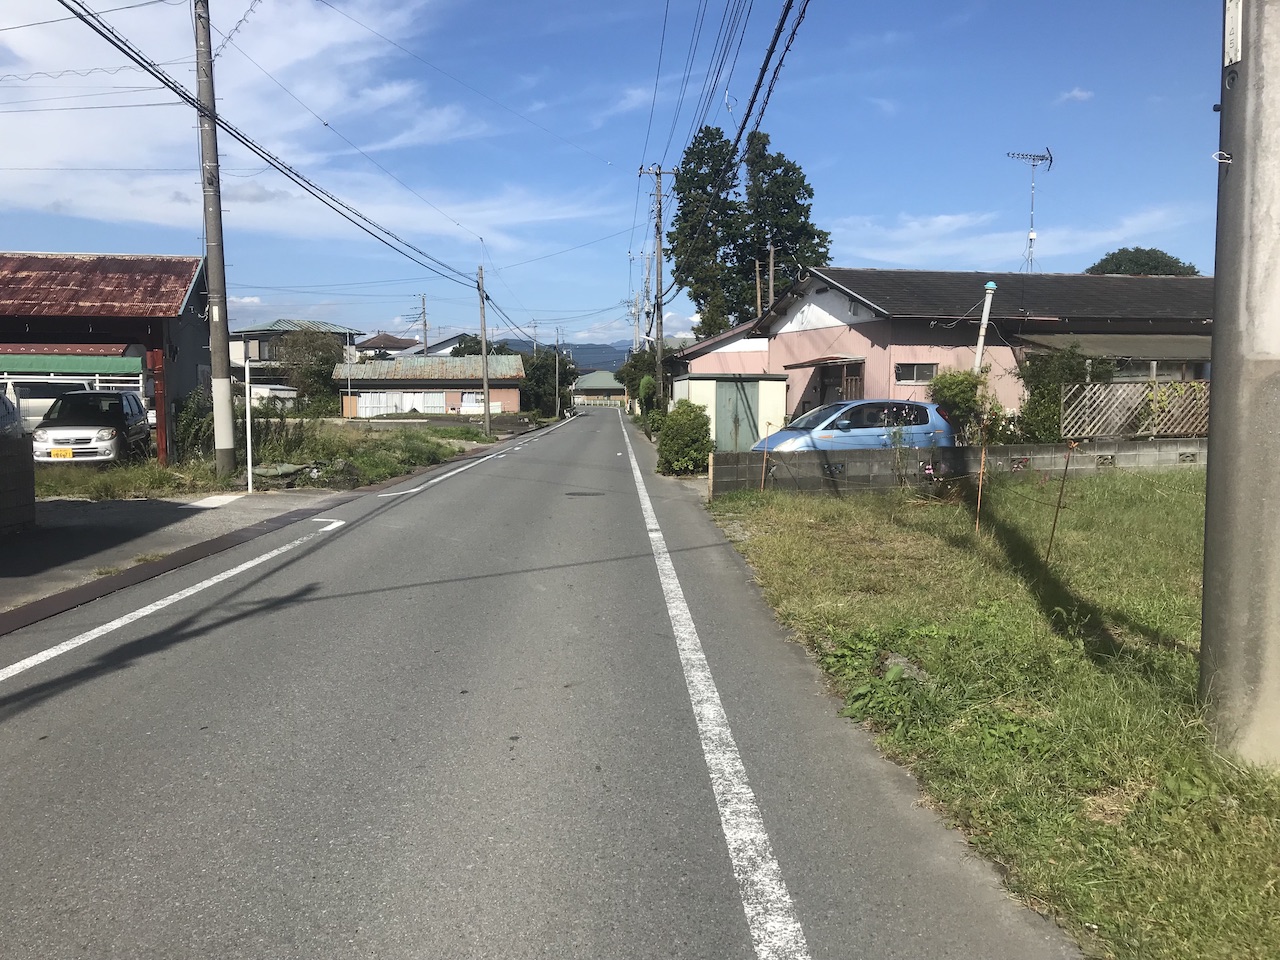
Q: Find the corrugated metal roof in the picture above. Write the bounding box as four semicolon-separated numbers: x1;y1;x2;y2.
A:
0;355;143;375
333;355;525;381
0;252;202;318
573;370;624;390
230;318;362;336
356;333;419;350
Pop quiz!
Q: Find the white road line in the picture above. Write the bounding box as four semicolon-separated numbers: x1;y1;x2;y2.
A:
183;494;245;509
0;530;325;686
310;518;345;532
617;410;812;960
376;454;497;497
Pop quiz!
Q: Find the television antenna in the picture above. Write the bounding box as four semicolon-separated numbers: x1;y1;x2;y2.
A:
1007;148;1053;272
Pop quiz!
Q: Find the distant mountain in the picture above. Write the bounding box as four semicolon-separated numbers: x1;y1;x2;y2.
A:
492;338;633;372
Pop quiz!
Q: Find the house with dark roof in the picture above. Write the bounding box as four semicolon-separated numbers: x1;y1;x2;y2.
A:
673;268;1214;419
0;252;209;457
229;318;363;367
355;332;420;359
332;355;525;417
570;370;627;407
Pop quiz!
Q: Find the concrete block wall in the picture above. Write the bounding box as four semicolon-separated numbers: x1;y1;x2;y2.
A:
709;438;1209;498
0;435;35;534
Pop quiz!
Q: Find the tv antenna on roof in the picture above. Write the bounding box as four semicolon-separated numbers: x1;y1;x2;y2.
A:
1008;148;1053;272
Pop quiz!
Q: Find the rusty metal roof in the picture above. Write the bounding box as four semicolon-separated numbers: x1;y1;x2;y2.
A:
0;252;203;319
333;355;525;382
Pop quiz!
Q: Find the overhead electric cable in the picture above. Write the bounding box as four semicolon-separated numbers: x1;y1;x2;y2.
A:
52;0;477;288
312;0;612;166
215;31;482;240
0;0;181;32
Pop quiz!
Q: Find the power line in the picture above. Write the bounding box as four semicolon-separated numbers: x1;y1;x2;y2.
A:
212;29;482;241
311;0;612;167
51;0;478;289
213;0;265;59
0;0;181;33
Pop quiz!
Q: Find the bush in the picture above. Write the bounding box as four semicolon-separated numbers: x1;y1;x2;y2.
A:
647;407;667;435
1016;346;1114;443
656;399;713;474
928;369;1011;446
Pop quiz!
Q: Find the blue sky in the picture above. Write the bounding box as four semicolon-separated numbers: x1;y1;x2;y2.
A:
0;1;1223;346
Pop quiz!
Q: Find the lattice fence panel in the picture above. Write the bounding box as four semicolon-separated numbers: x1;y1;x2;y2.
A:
1061;381;1210;439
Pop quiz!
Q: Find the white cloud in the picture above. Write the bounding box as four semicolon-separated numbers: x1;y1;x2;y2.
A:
866;97;899;116
1056;87;1094;104
830;206;1196;271
590;86;651;128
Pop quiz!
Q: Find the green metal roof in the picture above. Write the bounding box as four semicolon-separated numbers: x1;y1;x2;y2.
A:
0;355;142;375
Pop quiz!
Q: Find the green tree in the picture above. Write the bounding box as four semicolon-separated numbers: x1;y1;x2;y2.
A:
274;330;344;409
1016;346;1115;443
519;347;577;417
668;126;830;339
1085;247;1200;276
617;346;658;411
733;130;830;317
450;334;516;356
667;127;743;340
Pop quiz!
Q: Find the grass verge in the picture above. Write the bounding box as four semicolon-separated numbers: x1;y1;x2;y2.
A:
35;422;469;500
709;469;1279;960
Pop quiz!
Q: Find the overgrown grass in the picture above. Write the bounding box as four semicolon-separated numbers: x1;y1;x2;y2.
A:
35;421;469;500
709;469;1279;960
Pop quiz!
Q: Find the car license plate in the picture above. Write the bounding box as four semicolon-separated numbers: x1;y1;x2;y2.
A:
50;448;73;459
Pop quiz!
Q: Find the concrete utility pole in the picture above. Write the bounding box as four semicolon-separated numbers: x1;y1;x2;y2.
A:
193;0;235;477
477;266;491;437
645;164;673;410
972;281;998;374
1201;0;1280;767
427;295;437;355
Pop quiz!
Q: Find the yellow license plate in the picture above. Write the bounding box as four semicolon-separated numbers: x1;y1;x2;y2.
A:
50;448;73;459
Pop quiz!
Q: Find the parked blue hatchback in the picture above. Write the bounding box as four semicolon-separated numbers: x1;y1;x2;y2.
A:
751;400;956;452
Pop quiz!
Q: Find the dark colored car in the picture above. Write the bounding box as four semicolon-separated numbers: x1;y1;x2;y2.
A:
751;400;956;452
31;390;151;463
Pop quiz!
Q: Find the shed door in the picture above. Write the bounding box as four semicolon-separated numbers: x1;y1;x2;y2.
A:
715;380;760;452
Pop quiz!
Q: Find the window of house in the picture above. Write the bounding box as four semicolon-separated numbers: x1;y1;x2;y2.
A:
894;362;938;383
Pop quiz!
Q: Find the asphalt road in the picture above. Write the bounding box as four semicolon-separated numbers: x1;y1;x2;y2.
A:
0;411;1080;960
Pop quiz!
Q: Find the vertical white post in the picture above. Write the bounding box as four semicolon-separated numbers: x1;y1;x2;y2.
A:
972;281;998;374
244;361;253;494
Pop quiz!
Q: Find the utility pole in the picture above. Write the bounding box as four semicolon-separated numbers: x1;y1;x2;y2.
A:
193;0;235;477
1201;0;1280;768
477;266;491;437
971;281;998;374
768;241;775;309
554;326;561;419
644;164;674;410
420;293;429;351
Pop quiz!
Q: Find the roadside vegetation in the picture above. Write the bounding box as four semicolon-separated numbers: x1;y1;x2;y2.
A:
35;401;491;500
709;470;1278;960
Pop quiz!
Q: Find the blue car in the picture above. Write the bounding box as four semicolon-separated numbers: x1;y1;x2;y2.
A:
751;400;956;452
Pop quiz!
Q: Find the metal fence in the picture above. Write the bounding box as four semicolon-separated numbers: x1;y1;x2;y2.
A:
1061;381;1211;440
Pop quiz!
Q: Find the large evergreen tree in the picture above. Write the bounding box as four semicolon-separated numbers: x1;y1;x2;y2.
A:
667;127;742;340
668;126;830;340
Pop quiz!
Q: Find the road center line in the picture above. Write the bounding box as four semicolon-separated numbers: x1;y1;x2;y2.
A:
376;453;497;497
617;410;812;960
0;530;324;686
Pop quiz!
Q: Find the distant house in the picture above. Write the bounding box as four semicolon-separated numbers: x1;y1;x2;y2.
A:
355;332;420;359
674;268;1214;420
333;355;524;417
0;251;209;458
571;370;627;407
229;318;363;366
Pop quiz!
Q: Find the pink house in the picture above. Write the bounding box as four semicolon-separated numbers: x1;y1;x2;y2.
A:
673;268;1214;420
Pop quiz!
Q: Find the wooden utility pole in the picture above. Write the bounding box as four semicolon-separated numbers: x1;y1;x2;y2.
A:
1201;0;1280;767
193;0;235;477
477;266;491;437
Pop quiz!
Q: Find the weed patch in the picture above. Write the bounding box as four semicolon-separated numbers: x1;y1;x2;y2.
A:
710;471;1280;960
